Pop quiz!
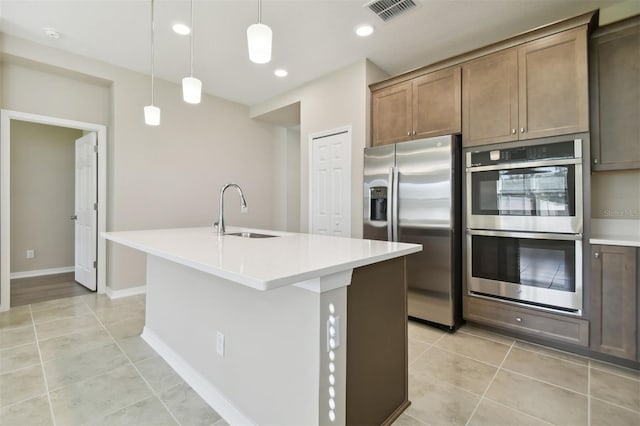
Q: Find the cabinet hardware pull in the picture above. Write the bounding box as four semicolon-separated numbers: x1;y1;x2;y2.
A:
515;317;522;323
593;158;599;164
511;129;516;134
594;252;600;259
413;130;417;136
520;128;525;133
407;132;411;136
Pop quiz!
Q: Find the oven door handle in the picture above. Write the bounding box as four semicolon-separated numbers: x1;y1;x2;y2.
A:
466;158;581;173
466;229;582;241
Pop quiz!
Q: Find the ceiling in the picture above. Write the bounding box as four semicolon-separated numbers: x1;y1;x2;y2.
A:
0;0;622;106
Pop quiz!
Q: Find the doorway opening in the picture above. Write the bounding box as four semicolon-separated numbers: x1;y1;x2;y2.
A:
1;110;107;311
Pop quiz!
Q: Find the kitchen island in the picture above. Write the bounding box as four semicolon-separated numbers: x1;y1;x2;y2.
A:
103;227;421;426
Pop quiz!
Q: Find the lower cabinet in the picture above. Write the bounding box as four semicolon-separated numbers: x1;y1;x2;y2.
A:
590;245;638;361
464;296;589;346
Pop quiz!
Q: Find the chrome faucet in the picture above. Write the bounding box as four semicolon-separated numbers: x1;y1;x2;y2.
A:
214;183;248;235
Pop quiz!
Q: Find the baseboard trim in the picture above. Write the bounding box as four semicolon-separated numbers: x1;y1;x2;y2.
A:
142;327;255;426
10;266;74;279
105;285;146;299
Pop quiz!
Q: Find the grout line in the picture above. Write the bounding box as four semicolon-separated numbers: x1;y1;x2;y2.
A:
408;341;432;367
500;366;589;397
589;363;640;383
464;340;514;426
457;327;516;346
587;360;592;426
88;304;182;426
589;394;640;415
430;344;505;369
479;396;556;425
0;392;49;411
512;340;591;368
29;304;57;426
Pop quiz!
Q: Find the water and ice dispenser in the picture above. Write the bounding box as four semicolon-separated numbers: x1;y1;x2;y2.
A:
369;186;388;221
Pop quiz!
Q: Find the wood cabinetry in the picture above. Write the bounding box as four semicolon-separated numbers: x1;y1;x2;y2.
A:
372;67;461;146
462;27;589;147
590;245;638;361
589;17;640;171
464;295;589;346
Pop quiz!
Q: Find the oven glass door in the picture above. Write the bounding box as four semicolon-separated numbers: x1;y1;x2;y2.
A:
467;163;581;233
467;231;582;312
472;165;575;216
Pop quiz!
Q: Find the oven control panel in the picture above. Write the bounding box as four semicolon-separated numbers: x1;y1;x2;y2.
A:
468;140;576;167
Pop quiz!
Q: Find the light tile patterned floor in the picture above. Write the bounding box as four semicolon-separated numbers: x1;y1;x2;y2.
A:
0;294;226;426
1;294;639;425
397;321;640;426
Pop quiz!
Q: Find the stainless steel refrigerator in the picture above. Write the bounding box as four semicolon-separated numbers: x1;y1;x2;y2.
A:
363;136;462;329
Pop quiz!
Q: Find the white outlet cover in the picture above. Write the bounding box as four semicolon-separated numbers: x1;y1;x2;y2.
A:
216;331;225;357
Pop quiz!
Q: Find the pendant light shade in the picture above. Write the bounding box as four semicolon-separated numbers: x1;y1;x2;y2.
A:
144;105;161;126
182;0;202;104
182;76;202;104
247;22;272;64
145;0;160;126
247;0;272;64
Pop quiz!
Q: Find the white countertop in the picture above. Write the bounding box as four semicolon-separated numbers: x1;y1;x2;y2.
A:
590;219;640;247
102;227;422;291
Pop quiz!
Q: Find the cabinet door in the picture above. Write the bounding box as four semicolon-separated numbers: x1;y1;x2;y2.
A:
590;19;640;171
372;82;412;146
413;67;461;139
591;245;638;361
518;27;589;140
462;49;518;147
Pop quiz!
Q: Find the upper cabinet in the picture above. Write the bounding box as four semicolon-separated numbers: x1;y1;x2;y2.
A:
462;27;589;147
371;82;413;146
589;16;640;171
372;67;461;146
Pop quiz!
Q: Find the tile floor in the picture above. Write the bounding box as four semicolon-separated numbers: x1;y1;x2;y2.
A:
0;293;226;426
1;294;638;426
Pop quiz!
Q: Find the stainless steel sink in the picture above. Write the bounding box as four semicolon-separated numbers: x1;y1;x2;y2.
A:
225;232;278;239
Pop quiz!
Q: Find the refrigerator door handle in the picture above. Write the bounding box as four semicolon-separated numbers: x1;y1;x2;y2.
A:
392;166;399;242
387;167;394;242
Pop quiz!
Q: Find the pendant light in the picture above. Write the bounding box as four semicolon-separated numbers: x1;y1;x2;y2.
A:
247;0;272;64
182;0;202;104
144;0;160;126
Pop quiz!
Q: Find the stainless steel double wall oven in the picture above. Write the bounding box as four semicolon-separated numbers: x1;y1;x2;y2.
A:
465;137;585;313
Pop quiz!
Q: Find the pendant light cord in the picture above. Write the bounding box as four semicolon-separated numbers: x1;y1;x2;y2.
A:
189;0;194;77
150;0;155;105
258;0;262;23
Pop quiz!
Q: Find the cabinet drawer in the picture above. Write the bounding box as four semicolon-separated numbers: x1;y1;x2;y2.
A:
465;296;589;346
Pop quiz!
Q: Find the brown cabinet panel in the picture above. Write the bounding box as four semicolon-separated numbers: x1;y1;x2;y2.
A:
462;49;519;147
590;17;640;171
413;67;461;139
464;295;589;346
347;257;408;425
590;245;638;361
518;27;589;139
372;82;412;146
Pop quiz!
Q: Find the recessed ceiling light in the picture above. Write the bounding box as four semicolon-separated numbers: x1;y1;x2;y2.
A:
43;27;60;39
274;69;288;77
172;23;191;35
355;24;374;37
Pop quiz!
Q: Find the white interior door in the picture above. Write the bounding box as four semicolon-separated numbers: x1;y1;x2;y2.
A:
310;129;351;236
74;132;97;290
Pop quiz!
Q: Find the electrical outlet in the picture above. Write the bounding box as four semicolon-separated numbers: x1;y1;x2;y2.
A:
26;249;35;259
216;331;225;357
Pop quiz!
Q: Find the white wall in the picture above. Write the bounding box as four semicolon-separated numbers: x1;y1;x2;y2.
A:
251;59;389;238
1;34;284;291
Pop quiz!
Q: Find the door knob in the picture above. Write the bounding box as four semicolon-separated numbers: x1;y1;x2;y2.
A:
70;215;78;220
594;252;600;259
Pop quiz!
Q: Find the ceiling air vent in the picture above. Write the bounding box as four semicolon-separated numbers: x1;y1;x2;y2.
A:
365;0;417;22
